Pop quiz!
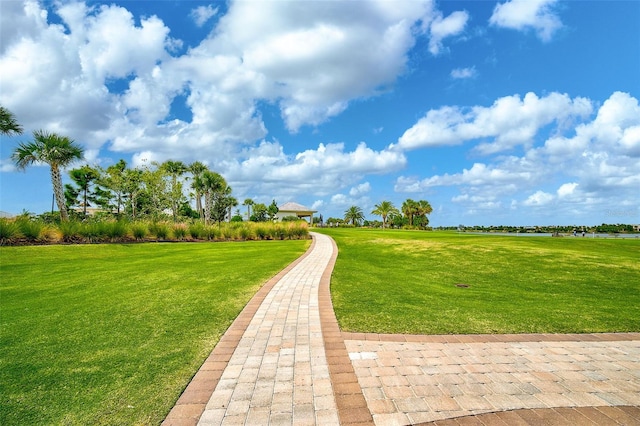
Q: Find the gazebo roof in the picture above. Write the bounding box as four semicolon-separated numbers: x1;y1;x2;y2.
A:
279;202;317;213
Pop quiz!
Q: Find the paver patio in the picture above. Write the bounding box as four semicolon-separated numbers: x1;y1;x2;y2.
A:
163;232;640;425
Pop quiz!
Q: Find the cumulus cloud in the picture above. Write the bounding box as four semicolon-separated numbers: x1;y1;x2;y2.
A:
396;92;640;220
489;0;562;42
523;190;554;206
428;10;469;54
224;141;406;200
397;92;593;153
190;5;218;27
451;67;477;79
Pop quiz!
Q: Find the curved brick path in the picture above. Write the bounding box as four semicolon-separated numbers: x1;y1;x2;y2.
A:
163;232;640;425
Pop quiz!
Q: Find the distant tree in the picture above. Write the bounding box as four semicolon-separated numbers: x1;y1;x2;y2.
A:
243;198;254;220
161;160;187;221
0;106;23;135
64;165;101;216
201;170;226;224
401;199;419;227
251;203;268;222
371;201;399;229
414;199;433;229
98;159;128;215
189;161;208;219
12;130;84;221
344;205;365;226
267;200;279;221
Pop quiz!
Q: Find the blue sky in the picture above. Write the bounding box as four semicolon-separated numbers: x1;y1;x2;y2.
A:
1;0;638;226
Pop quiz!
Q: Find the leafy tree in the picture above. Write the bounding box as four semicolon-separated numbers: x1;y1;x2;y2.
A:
140;164;169;219
344;205;365;226
123;167;143;219
267;200;279;221
12;130;84;221
98;160;128;215
250;203;268;222
161;160;187;221
0;106;23;135
371;200;399;229
64;165;100;216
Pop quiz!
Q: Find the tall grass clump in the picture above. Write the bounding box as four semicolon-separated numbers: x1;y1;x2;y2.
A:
14;219;45;242
58;221;82;243
188;223;205;240
172;223;188;240
131;223;148;240
149;222;171;240
0;219;21;245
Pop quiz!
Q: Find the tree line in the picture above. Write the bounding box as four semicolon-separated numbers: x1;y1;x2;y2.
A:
329;199;433;229
3;105;280;223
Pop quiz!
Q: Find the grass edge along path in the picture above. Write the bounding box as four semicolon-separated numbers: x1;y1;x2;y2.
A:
317;228;640;335
0;239;309;426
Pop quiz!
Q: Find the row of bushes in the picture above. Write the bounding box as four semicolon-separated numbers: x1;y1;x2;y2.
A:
0;218;310;245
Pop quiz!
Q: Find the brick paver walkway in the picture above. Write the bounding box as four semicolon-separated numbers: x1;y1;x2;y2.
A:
164;232;640;425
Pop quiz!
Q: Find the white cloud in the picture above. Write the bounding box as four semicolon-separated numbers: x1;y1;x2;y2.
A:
428;10;469;55
224;141;405;199
450;67;476;79
397;92;593;153
557;182;578;198
396;92;640;221
190;5;218;27
523;190;554;206
489;0;562;42
350;182;371;197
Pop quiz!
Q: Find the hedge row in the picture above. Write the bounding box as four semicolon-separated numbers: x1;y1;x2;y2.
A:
0;218;309;245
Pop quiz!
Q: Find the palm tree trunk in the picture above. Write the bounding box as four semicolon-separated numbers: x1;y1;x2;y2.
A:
50;165;69;221
204;192;212;225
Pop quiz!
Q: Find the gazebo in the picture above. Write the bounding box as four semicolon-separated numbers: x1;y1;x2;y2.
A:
276;202;317;224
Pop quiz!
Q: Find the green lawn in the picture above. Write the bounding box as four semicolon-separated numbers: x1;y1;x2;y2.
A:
317;228;640;335
0;240;309;425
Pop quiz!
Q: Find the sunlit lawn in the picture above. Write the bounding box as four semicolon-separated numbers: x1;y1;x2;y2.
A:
317;228;640;335
0;240;309;425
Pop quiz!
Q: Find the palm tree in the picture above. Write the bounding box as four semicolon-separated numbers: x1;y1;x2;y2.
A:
201;170;226;225
189;161;208;219
0;106;23;135
344;205;365;226
401;199;419;227
371;200;399;229
12;130;84;221
416;199;433;228
161;160;187;221
243;198;254;220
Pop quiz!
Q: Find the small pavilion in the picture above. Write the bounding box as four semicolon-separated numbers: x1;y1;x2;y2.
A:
276;202;317;224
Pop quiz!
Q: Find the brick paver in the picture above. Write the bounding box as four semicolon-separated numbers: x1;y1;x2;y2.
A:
345;335;640;425
164;232;640;426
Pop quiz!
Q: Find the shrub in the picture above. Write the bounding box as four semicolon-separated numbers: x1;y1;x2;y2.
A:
203;225;219;241
0;219;21;245
238;226;255;240
149;222;170;240
188;223;205;240
173;224;188;240
104;221;128;241
131;223;148;240
16;219;45;242
58;221;82;243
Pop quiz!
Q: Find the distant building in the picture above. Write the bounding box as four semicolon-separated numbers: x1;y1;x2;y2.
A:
275;202;317;224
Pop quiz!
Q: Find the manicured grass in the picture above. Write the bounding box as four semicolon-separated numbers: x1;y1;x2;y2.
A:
317;228;640;335
0;240;309;425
